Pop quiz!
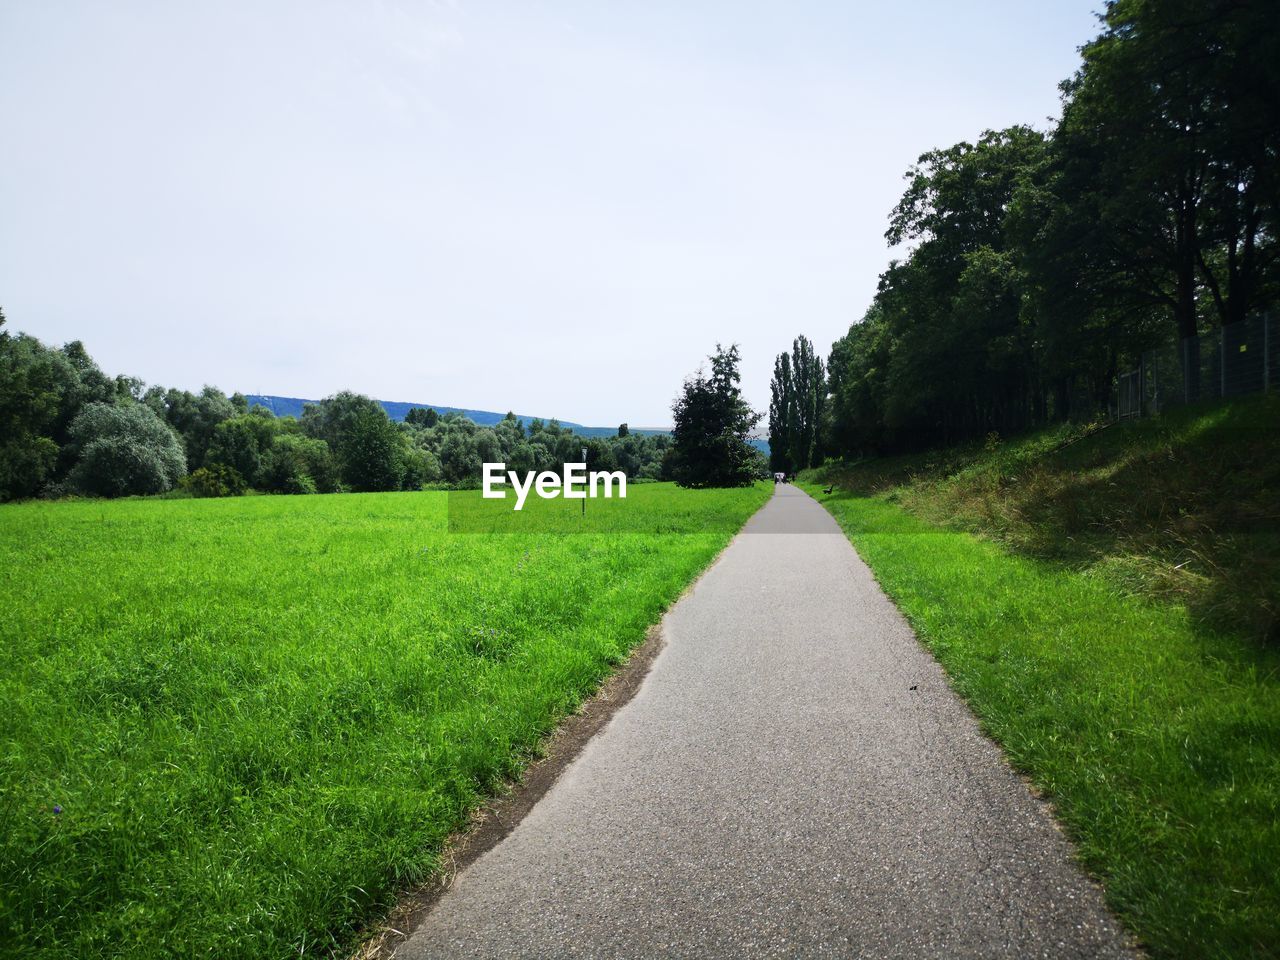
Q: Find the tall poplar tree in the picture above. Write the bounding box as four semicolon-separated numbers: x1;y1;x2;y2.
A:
768;335;826;473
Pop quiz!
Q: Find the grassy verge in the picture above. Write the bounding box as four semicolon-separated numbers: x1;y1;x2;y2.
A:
799;397;1280;958
0;482;770;958
808;393;1279;642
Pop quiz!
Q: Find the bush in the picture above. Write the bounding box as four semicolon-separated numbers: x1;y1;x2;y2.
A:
0;435;58;501
205;413;275;483
66;402;187;497
182;464;247;498
401;446;441;490
258;434;338;495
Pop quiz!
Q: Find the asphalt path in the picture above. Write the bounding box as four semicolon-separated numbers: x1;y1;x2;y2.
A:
398;484;1133;958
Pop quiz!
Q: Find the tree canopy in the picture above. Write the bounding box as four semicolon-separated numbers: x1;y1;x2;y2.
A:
818;0;1279;458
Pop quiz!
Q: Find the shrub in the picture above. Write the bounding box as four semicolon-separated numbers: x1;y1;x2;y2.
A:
401;445;441;490
66;402;187;497
182;464;247;498
205;412;275;483
258;434;338;495
0;435;58;501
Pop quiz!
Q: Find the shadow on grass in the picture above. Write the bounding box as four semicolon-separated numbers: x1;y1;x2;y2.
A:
807;393;1280;644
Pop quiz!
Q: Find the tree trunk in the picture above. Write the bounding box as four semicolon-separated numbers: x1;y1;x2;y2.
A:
1175;191;1201;400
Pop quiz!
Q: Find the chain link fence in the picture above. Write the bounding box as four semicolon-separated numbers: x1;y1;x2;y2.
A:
1115;312;1276;419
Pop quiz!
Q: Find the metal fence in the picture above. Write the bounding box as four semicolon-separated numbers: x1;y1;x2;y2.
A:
1116;312;1276;419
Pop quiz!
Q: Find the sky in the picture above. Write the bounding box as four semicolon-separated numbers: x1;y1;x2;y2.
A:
0;1;1102;427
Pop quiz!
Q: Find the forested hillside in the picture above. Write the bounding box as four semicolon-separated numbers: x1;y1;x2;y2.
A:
244;394;671;439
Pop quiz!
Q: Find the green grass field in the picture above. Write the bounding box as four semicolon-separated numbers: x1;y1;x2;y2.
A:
0;482;769;958
801;398;1280;958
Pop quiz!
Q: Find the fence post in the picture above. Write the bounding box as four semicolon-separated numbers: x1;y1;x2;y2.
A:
1266;313;1271;393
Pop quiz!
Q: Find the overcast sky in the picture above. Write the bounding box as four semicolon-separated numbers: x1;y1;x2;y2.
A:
0;1;1100;427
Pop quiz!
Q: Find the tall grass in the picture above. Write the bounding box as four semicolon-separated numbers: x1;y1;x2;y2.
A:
0;483;769;958
807;394;1280;642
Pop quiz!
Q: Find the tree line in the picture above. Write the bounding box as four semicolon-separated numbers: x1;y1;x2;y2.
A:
771;0;1278;463
0;314;675;501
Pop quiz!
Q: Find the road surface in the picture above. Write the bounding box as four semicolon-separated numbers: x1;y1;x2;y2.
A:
398;484;1133;958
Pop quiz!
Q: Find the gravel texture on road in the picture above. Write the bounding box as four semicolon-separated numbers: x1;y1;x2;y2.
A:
397;485;1134;959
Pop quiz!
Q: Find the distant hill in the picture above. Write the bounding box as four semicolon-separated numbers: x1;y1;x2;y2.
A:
242;395;671;440
242;394;769;452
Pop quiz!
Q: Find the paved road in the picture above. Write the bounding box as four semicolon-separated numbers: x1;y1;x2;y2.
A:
399;485;1133;958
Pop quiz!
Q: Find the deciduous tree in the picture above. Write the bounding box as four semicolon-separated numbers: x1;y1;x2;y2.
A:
668;344;762;488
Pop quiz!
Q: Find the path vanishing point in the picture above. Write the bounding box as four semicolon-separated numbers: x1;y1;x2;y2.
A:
398;485;1134;958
